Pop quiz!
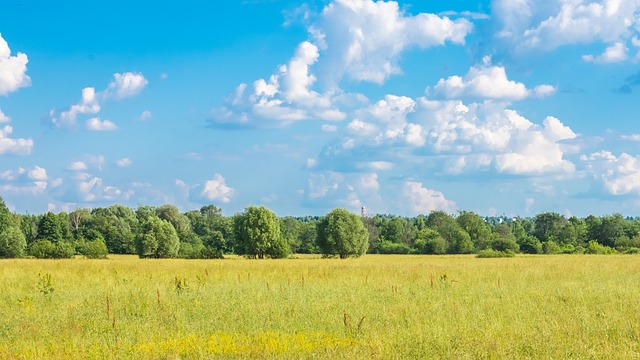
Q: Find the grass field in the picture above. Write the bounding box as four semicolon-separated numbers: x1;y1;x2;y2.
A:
1;254;640;359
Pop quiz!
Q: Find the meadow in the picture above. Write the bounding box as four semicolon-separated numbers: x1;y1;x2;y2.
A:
1;254;640;359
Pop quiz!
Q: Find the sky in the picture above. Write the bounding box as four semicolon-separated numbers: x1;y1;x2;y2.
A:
1;0;640;217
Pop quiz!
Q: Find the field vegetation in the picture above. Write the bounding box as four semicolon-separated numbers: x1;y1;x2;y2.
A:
2;254;640;359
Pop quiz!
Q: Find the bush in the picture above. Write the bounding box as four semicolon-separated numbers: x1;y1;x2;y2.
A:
477;249;516;258
29;240;75;259
376;241;411;254
518;235;542;254
585;240;616;254
542;240;561;254
51;242;75;259
28;240;56;258
79;239;108;259
423;237;448;254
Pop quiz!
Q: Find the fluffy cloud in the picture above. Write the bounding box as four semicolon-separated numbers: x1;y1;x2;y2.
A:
73;176;133;203
315;95;578;177
201;174;235;203
433;58;555;100
314;0;472;85
582;151;640;195
86;117;118;131
492;0;640;58
211;0;473;127
115;158;133;167
0;34;30;96
67;161;88;171
0;109;10;123
583;42;629;63
27;166;47;181
304;170;384;211
403;181;456;214
0;125;33;155
50;72;147;128
212;42;345;125
106;72;148;99
0;165;48;196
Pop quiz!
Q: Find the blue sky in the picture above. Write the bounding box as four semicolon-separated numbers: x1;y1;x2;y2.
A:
1;0;640;217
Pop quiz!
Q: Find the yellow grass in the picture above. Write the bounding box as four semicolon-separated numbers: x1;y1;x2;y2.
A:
1;254;640;359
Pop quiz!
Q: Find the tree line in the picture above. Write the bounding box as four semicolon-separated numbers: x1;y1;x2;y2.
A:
0;196;638;259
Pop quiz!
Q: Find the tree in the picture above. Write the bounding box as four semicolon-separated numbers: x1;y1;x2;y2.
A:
316;208;368;259
37;212;62;243
234;206;289;259
91;205;138;254
457;211;490;250
427;211;473;254
0;225;27;258
156;204;193;242
135;216;180;258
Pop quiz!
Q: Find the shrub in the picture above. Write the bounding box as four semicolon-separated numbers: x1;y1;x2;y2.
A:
585;240;616;255
79;239;108;259
28;240;56;258
477;249;516;258
376;241;411;254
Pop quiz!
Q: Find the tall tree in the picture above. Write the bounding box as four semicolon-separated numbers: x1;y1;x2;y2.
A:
135;216;180;258
37;212;62;243
316;208;368;259
234;205;288;259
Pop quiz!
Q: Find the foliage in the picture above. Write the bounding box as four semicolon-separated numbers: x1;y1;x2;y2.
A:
376;240;411;254
476;249;516;258
234;206;289;259
316;208;368;259
135;216;180;258
28;239;74;259
584;240;616;255
0;225;27;258
77;239;108;259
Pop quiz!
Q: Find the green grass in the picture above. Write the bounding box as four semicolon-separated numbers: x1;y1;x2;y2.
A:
1;254;640;359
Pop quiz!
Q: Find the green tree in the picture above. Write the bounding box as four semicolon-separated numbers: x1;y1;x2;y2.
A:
316;208;368;259
91;205;138;254
457;211;490;250
0;225;27;258
135;216;180;258
37;212;62;243
234;206;289;259
427;211;473;254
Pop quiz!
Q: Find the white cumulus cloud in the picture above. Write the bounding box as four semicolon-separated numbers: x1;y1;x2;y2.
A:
201;174;235;203
0;125;33;155
583;42;629;63
315;0;472;85
582;151;640;196
107;72;148;99
433;58;555;100
0;33;30;96
0;109;10;123
403;181;456;214
86;117;118;131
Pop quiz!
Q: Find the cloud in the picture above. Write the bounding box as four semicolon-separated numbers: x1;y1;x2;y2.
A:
403;181;456;214
50;72;147;128
115;158;133;167
314;96;578;177
0;165;48;196
139;110;152;120
0;109;10;123
211;42;346;126
0;34;30;96
86;117;118;131
106;72;148;99
583;42;629;63
582;151;640;196
433;57;555;100
211;0;473;127
321;124;338;132
72;176;133;203
51;87;101;128
200;174;235;203
67;161;88;171
492;0;640;58
27;166;47;181
0;125;33;155
314;0;473;85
